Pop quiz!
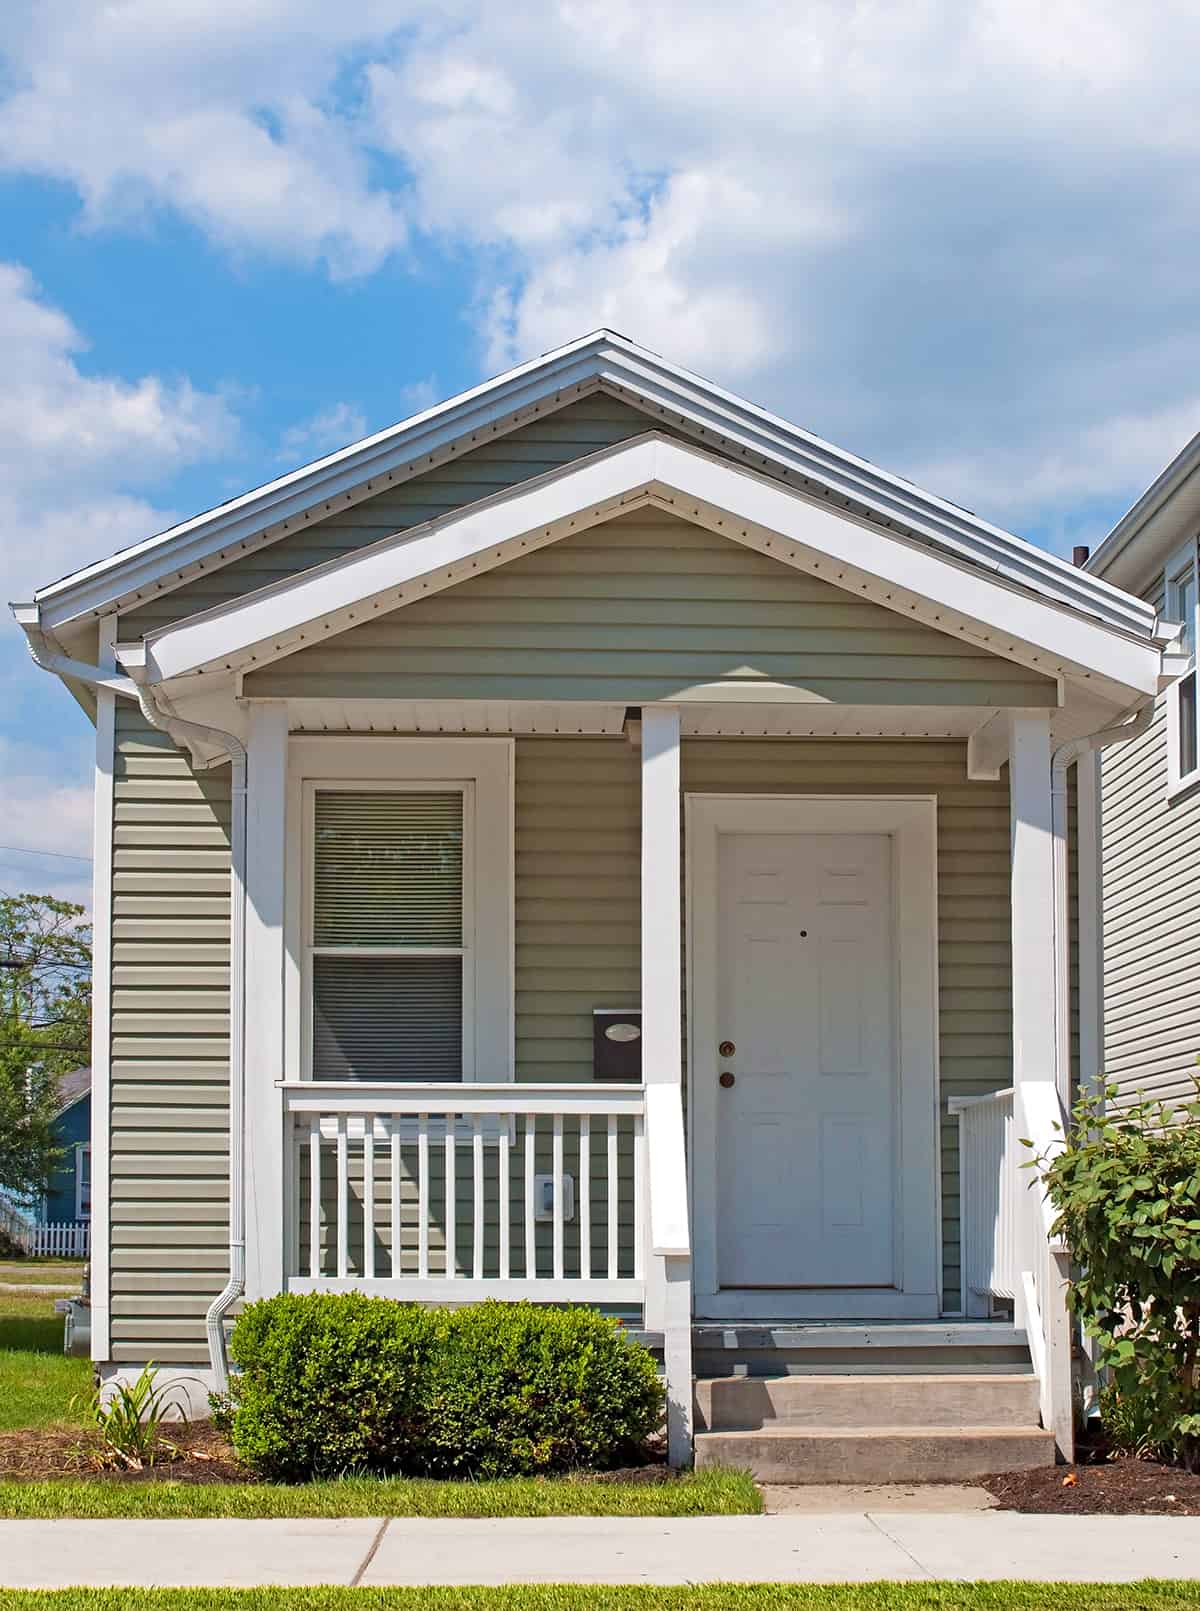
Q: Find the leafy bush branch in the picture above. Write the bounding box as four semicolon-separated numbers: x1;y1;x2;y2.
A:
1030;1078;1200;1468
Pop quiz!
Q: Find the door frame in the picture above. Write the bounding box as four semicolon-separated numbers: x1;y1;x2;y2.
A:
686;793;941;1319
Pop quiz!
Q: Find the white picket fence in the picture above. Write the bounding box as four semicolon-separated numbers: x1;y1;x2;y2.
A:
0;1199;89;1259
23;1222;90;1258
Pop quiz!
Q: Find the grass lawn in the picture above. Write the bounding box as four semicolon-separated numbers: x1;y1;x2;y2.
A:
0;1262;85;1288
0;1288;90;1432
0;1467;760;1519
0;1284;757;1518
0;1588;1196;1610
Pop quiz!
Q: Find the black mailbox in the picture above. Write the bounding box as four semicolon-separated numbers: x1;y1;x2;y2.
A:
593;1007;642;1082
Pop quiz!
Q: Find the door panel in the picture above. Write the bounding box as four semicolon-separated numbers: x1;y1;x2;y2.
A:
716;832;895;1289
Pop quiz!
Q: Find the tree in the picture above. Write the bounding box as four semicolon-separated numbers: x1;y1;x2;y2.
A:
0;894;92;1205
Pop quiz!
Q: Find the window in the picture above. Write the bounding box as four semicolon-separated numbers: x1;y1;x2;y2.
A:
75;1144;91;1220
308;785;471;1081
1166;538;1200;795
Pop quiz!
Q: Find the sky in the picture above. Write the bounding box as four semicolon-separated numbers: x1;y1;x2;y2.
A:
1;0;1198;911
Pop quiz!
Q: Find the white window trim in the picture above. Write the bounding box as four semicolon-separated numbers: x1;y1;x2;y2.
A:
285;736;514;1083
1164;536;1200;798
302;778;476;1079
75;1142;92;1221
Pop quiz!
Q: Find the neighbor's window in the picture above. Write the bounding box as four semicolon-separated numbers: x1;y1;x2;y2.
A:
1165;538;1200;794
75;1144;91;1220
309;787;468;1080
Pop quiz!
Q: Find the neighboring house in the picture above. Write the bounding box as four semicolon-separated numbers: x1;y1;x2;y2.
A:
12;333;1175;1478
43;1065;92;1228
0;1067;91;1256
1087;436;1200;1112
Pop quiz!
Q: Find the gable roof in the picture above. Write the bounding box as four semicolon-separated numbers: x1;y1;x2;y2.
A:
23;329;1157;644
54;1065;90;1117
126;432;1167;705
1088;428;1200;593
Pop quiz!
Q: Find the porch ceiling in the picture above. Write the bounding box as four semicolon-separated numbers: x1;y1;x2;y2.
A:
124;433;1165;710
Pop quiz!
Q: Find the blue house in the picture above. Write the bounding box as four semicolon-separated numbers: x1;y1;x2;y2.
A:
43;1066;91;1228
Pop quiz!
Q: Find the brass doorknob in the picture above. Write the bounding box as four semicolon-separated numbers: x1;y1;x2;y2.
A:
719;1071;736;1089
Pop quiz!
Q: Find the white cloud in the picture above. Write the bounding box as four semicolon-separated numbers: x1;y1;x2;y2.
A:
5;2;1200;530
277;402;368;464
0;735;94;909
0;262;238;607
0;2;409;277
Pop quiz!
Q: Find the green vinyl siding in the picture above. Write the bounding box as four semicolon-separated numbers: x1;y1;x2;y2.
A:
513;736;1012;1309
245;510;1056;707
119;395;665;636
105;726;1009;1359
109;703;232;1364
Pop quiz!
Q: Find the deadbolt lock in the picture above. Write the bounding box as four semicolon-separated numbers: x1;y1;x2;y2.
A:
718;1040;735;1057
719;1071;736;1089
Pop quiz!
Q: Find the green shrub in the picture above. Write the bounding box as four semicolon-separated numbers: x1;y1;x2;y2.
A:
226;1296;664;1482
421;1302;664;1478
1033;1078;1200;1469
227;1292;438;1480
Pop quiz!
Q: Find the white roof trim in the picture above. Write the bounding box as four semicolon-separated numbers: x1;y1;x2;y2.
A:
135;434;1164;702
30;328;1155;642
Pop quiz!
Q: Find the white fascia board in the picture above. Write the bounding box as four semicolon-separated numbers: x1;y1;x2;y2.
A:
143;434;1162;701
31;327;1157;646
596;348;1156;641
32;333;618;631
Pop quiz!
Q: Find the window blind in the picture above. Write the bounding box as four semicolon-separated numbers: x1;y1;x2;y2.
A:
311;789;465;1080
313;954;463;1080
314;790;463;947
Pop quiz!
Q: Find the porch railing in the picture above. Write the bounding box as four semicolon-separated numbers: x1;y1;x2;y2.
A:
282;1082;647;1304
951;1080;1073;1461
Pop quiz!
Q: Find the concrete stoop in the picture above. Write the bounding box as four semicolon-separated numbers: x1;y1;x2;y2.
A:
693;1370;1055;1483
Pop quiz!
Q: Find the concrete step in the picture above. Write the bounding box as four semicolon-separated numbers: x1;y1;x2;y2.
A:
686;1322;1031;1377
695;1373;1041;1432
694;1424;1055;1484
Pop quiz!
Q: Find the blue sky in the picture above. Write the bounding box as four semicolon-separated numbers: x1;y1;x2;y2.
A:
2;1;1198;908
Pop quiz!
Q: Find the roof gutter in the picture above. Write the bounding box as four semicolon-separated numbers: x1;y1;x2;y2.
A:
18;614;247;1393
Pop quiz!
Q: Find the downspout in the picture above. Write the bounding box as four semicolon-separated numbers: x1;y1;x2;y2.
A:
1050;702;1153;1102
22;625;248;1392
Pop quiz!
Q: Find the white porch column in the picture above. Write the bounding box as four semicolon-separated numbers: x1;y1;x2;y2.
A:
1007;709;1074;1460
1008;711;1056;1091
641;706;683;1090
243;701;290;1301
639;705;693;1466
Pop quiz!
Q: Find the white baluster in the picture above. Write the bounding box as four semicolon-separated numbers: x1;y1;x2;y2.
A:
444;1113;457;1278
363;1120;375;1280
607;1114;618;1281
552;1112;565;1281
579;1115;591;1281
309;1116;321;1278
473;1113;485;1280
390;1124;402;1278
499;1116;511;1280
417;1114;429;1280
633;1112;645;1281
525;1113;537;1279
336;1113;349;1280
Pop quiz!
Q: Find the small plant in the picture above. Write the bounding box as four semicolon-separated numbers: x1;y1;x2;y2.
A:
73;1363;190;1470
1030;1078;1200;1469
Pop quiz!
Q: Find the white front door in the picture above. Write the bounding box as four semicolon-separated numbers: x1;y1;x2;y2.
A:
716;831;896;1289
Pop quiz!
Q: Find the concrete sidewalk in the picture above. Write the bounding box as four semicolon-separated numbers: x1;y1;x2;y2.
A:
3;1513;1200;1587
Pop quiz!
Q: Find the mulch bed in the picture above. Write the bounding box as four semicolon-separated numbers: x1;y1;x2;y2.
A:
0;1421;671;1488
0;1420;248;1485
984;1444;1200;1515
